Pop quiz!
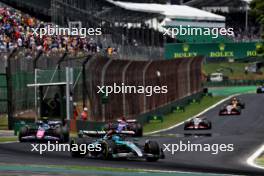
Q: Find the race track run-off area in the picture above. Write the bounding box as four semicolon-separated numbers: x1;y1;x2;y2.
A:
1;94;264;175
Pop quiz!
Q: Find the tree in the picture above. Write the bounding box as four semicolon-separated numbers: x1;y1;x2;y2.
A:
250;0;264;55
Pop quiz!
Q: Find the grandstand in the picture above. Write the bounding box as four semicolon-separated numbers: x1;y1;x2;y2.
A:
0;0;234;59
185;0;261;41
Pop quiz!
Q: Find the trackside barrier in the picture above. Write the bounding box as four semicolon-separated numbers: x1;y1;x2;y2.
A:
63;91;205;131
204;80;264;87
86;56;203;121
13;92;208;132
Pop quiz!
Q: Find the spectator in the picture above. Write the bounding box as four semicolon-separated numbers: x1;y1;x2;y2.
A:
81;107;88;121
73;102;79;120
0;6;111;57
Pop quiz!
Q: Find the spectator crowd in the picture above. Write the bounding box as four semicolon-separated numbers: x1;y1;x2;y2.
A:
0;6;118;57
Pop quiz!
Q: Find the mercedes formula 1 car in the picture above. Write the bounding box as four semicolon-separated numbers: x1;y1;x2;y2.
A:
70;130;165;162
257;86;264;94
184;117;212;130
103;119;143;137
18;119;69;142
219;105;241;116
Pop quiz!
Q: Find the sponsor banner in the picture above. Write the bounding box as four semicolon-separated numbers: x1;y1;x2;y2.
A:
165;41;263;59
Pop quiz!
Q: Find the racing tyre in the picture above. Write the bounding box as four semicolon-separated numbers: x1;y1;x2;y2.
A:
101;140;116;160
144;140;160;162
18;126;28;142
240;103;245;109
54;127;64;142
184;122;191;130
134;123;143;137
70;138;87;158
62;127;70;143
207;121;212;129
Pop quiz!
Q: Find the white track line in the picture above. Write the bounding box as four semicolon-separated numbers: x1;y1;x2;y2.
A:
145;94;240;135
247;145;264;169
139;169;238;175
0;141;18;144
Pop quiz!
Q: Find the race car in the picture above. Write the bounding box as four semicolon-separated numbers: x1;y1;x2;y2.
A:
184;117;211;130
103;119;143;137
228;97;245;109
70;130;165;162
18;119;69;142
219;104;241;116
256;85;264;94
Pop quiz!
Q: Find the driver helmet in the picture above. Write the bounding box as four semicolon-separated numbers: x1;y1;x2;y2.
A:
112;135;120;141
121;116;127;122
42;117;48;124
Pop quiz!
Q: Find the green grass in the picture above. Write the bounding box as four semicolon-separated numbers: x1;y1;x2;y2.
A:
0;137;17;143
0;163;144;173
0;115;7;130
256;156;264;167
209;86;256;96
203;62;264;80
143;96;224;134
56;165;142;173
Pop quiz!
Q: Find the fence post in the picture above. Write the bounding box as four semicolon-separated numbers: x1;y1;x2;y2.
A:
82;55;92;108
6;49;17;130
122;61;132;117
101;59;113;122
143;61;153;113
33;51;43;69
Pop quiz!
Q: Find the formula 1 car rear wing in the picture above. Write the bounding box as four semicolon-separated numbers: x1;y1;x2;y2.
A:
117;119;137;123
80;130;135;137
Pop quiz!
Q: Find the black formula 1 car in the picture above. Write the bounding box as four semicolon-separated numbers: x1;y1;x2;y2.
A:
18;120;69;142
103;119;143;137
184;117;212;130
219;105;241;116
71;130;165;162
257;86;264;94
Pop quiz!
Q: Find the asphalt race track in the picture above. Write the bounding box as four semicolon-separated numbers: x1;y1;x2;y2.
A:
1;94;264;175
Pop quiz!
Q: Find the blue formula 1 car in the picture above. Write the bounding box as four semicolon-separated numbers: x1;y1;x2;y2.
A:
18;119;69;143
70;130;165;162
257;85;264;94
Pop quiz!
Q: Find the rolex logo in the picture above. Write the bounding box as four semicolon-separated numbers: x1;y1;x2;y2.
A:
183;44;189;52
256;43;262;50
219;43;225;51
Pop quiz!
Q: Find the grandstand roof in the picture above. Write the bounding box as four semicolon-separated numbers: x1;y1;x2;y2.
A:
106;0;225;21
185;0;251;8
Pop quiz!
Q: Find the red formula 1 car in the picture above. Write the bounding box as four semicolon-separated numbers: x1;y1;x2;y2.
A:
184;117;212;130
